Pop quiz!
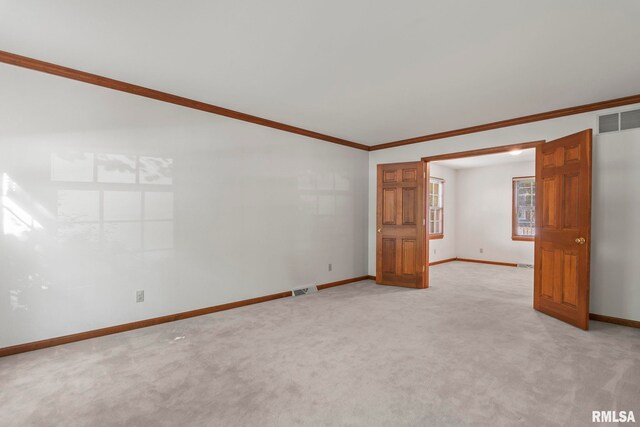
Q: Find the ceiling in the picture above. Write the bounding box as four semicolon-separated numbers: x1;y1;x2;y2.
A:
1;0;640;146
432;148;535;170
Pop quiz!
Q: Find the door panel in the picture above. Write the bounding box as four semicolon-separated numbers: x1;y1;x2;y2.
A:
402;239;417;275
402;188;417;224
541;176;559;228
563;174;580;228
562;253;578;306
382;188;396;224
376;162;425;288
540;248;555;299
381;238;396;273
383;169;398;183
534;129;592;329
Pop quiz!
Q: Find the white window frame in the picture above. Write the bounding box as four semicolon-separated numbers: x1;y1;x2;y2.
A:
429;177;444;238
512;176;535;241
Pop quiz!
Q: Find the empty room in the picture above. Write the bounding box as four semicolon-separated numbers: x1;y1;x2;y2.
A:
1;1;639;426
423;148;537;295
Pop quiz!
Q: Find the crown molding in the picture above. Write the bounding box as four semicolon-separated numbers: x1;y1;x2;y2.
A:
0;50;369;151
2;50;640;153
369;93;640;151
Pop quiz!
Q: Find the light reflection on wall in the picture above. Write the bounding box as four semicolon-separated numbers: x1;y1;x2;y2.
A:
0;151;176;321
2;173;44;239
2;172;51;312
52;151;175;252
297;171;351;216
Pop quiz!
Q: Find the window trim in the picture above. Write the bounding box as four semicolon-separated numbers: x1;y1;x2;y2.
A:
429;176;444;240
512;176;535;242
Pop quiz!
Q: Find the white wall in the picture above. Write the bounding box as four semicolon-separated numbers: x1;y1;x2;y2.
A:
428;163;456;263
1;62;639;349
455;161;535;265
369;103;640;322
0;64;369;348
590;130;640;322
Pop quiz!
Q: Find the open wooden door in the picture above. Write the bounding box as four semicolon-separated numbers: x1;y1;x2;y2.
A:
534;129;592;329
376;162;426;288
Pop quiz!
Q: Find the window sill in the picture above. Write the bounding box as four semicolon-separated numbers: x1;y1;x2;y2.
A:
429;234;444;240
512;236;534;242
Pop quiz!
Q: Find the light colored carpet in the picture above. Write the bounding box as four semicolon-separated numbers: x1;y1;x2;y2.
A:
1;262;638;426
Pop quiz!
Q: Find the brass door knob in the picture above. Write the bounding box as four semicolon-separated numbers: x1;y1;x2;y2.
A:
377;228;382;233
575;237;586;245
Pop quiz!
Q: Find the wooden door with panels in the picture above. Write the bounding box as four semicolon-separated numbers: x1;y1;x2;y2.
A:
376;162;427;288
534;129;592;329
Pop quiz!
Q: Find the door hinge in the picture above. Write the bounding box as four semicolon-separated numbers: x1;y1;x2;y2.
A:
423;172;426;179
423;265;426;272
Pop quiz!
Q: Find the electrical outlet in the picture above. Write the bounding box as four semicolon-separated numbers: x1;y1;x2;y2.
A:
328;263;332;272
136;290;144;303
479;248;484;254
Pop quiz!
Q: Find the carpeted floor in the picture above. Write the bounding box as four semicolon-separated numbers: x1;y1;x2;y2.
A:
1;262;639;426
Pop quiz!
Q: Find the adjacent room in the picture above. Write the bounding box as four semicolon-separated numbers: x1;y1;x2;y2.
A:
1;1;639;426
427;148;537;269
425;149;538;308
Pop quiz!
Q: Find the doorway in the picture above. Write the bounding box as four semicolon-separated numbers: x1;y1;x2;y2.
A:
376;130;593;329
426;147;537;269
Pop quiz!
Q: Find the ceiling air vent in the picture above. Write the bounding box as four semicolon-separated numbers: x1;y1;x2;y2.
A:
598;108;640;134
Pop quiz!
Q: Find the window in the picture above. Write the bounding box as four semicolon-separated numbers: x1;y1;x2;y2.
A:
429;177;444;239
512;177;535;241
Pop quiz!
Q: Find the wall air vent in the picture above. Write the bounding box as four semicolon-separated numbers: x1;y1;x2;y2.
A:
621;109;640;130
518;263;534;269
291;285;318;297
598;108;640;134
598;113;619;133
